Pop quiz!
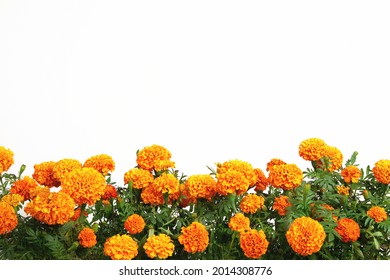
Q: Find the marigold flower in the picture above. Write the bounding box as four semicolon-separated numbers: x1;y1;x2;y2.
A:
216;169;249;196
217;160;257;187
240;194;264;214
336;185;350;195
298;138;328;161
0;146;14;174
143;234;175;259
124;214;145;234
178;222;209;253
24;189;75;225
136;144;175;171
83;154;115;176
52;158;82;183
240;229;269;259
316;146;343;172
1;193;23;207
228;213;251;232
372;159;390;184
286;216;326;256
0;201;18;235
268;163;303;190
32;161;60;187
124;168;154;189
102;185;118;200
72;207;88;221
178;184;197;207
61;167;106;205
341;166;361;184
10;176;40;201
335;218;360;243
78;228;97;248
272;195;291;216
266;158;286;172
254;168;268;191
104;234;138;260
152;173;180;195
367;206;388;223
141;185;164;205
184;174;216;200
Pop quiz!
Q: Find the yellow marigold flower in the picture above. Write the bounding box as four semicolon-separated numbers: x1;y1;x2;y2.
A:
78;228;97;248
124;168;154;189
240;229;269;259
335;218;360;243
83;154;115;176
0;193;23;207
254;168;268;191
24;190;75;225
10;176;39;201
273;195;291;216
104;234;138;260
367;206;388;223
102;185;118;200
152;173;180;195
217;160;257;187
298;138;327;161
336;185;350;195
341;166;361;183
266;158;286;172
184;174;216;200
216;169;249;196
0;201;18;235
228;213;251;232
32;161;60;188
372;159;390;184
178;222;209;253
52;158;82;183
268;163;303;190
240;194;265;214
316;146;343;172
61;167;106;205
124;214;145;235
143;234;175;259
0;146;14;174
141;185;164;205
136;144;175;171
286;216;326;256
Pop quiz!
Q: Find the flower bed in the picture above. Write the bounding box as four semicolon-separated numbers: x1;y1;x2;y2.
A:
0;139;389;260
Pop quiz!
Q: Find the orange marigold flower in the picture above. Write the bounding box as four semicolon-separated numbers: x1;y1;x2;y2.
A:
0;146;14;174
184;174;216;200
336;185;350;195
136;144;175;171
102;185;118;200
254;168;268;191
143;234;175;259
273;195;291;216
341;166;361;184
104;234;138;260
316;146;343;172
83;154;115;176
240;194;264;214
268;163;303;190
372;159;390;184
217;160;257;187
266;158;286;172
367;206;388;223
52;158;82;183
24;190;75;225
124;168;154;189
124;214;145;234
298;138;328;161
141;185;164;205
72;207;88;221
228;213;251;232
178;183;197;207
61;167;106;205
1;193;23;207
178;222;209;253
0;201;18;235
32;161;60;188
152;173;180;195
240;229;269;259
216;169;249;196
10;176;39;201
335;218;360;243
286;216;326;256
78;228;97;248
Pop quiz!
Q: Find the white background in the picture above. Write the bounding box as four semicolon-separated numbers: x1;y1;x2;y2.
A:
1;0;390;184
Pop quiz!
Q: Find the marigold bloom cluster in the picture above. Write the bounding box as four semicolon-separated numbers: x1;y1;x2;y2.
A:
10;176;39;201
336;185;350;195
102;185;118;200
216;169;249;196
1;193;23;207
61;167;106;205
335;218;360;243
372;159;390;184
153;173;180;195
272;195;291;216
266;158;286;172
83;154;115;176
286;216;326;256
136;145;175;171
317;146;343;171
341;166;361;184
178;222;209;253
240;194;264;214
143;234;175;259
268;163;303;190
24;189;75;225
124;214;145;234
123;168;154;189
239;229;269;259
298;138;328;161
0;146;14;173
217;160;257;186
254;168;268;191
78;228;97;248
52;158;82;183
32;161;60;187
184;174;216;200
228;213;250;232
0;201;18;235
367;206;387;223
104;234;138;260
141;185;165;205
